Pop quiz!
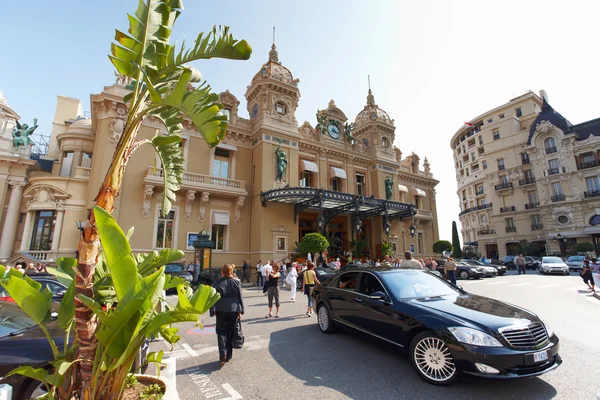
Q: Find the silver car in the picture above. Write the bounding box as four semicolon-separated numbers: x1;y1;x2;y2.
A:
539;257;570;275
565;256;585;272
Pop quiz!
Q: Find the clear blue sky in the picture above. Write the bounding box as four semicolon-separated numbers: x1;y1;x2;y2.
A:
2;0;599;241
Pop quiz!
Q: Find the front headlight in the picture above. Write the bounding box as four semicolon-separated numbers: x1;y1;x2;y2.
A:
542;321;554;337
475;267;484;272
448;327;503;347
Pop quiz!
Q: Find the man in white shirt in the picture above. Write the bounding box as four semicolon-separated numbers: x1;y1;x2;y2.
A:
400;252;423;269
255;260;262;286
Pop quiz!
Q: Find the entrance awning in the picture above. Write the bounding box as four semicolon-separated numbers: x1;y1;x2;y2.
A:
583;226;600;234
330;167;347;179
398;184;408;193
414;188;427;197
260;187;416;228
300;160;319;173
546;231;586;238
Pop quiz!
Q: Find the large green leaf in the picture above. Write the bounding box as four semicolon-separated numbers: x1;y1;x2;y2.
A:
94;206;138;301
57;280;75;330
150;134;184;217
46;257;76;287
136;248;184;277
1;275;52;325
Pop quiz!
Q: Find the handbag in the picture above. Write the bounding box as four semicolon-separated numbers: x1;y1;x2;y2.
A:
232;319;244;349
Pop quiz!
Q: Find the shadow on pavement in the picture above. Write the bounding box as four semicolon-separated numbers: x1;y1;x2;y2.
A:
269;324;558;400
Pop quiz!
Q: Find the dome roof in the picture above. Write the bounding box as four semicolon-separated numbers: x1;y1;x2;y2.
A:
354;89;393;127
250;44;299;87
65;117;93;136
527;98;572;144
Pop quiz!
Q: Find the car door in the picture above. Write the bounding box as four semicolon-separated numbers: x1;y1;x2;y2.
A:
352;272;405;345
327;272;359;326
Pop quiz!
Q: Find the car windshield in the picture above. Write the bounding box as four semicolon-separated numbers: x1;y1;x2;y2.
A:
0;303;37;337
381;270;460;299
165;264;184;273
543;257;563;264
567;256;584;261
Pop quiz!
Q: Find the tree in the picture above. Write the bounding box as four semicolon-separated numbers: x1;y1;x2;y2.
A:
576;242;595;253
432;240;452;256
350;238;368;257
325;231;342;257
462;246;478;259
73;1;250;396
451;221;462;258
299;233;329;256
380;240;394;257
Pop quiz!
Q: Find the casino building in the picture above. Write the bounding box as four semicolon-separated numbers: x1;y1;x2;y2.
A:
0;44;440;267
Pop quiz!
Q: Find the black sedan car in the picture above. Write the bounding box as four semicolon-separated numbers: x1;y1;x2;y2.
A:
312;268;561;385
296;267;337;289
164;263;194;292
435;262;484;280
0;276;67;303
461;260;507;276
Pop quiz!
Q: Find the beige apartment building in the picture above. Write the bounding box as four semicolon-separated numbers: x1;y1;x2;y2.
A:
0;45;440;268
451;91;600;260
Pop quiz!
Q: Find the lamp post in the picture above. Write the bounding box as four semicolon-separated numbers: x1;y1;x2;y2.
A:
409;219;416;238
553;233;565;259
193;229;214;283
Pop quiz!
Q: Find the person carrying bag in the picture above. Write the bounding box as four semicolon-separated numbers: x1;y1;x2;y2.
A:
301;262;320;317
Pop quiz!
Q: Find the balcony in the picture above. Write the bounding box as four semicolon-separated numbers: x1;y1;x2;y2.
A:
547;168;560;176
578;160;598;170
74;166;91;180
531;224;544;231
475;189;485;196
415;209;434;219
495;182;513;191
498;165;505;171
500;206;516;213
525;202;539;209
551;194;566;202
521;158;530;165
144;166;247;196
519;177;536;186
545;146;558;155
459;202;493;217
584;190;600;198
505;226;517;233
478;229;496;236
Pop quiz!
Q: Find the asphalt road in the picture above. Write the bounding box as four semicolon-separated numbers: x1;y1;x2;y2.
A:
149;271;600;400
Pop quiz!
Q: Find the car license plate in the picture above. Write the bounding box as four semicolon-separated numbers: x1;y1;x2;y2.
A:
532;350;548;363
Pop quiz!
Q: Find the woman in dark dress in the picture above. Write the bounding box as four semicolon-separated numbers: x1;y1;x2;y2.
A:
210;264;244;367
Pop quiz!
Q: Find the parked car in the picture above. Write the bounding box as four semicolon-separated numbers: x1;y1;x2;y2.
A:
539;257;570;275
312;268;561;385
0;276;67;303
565;256;585;272
196;267;222;286
503;255;516;269
164;263;194;292
503;256;541;270
297;267;337;289
461;260;504;276
435;262;484;280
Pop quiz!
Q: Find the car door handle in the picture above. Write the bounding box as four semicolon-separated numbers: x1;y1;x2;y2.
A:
355;298;362;303
327;290;333;294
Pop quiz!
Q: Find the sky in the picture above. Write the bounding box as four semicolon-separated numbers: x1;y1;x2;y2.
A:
2;0;600;242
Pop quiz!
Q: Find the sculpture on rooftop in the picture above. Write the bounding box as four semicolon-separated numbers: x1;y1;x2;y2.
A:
315;109;328;136
12;118;38;149
344;122;357;144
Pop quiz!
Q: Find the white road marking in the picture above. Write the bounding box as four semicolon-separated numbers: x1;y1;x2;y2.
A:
484;281;506;285
182;343;199;357
508;283;533;287
221;383;243;400
536;284;559;289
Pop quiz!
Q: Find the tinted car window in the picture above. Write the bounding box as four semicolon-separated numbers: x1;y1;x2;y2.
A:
567;256;584;262
165;264;184;273
381;270;460;299
543;257;563;264
0;303;36;337
358;273;385;296
40;281;64;295
336;272;359;291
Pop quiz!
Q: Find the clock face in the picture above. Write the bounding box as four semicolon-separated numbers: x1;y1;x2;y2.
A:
370;112;377;120
327;123;340;139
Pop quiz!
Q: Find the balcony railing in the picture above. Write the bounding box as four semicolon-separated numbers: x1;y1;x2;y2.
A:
545;146;558;154
531;224;544;231
145;166;247;193
475;189;485;196
578;160;598;170
521;158;531;165
547;168;560;176
519;177;536;186
500;206;516;213
478;229;496;235
416;209;434;218
74;166;91;179
459;202;493;217
498;165;505;171
551;194;566;202
495;182;513;191
505;226;517;233
584;190;600;198
525;202;539;209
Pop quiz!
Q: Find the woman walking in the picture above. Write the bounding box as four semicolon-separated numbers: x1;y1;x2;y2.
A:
287;262;298;302
210;264;244;367
301;262;320;317
266;264;281;318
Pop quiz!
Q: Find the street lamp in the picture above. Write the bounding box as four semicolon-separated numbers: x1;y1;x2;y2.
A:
409;220;416;238
193;229;214;283
553;233;565;258
384;220;391;237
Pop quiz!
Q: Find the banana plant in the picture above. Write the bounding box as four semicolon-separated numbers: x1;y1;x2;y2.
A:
72;0;251;395
0;207;221;400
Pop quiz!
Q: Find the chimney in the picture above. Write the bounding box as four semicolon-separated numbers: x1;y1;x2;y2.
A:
539;89;548;103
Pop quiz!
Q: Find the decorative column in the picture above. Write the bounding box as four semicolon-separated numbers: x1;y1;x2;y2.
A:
20;211;34;251
0;179;27;260
51;203;65;251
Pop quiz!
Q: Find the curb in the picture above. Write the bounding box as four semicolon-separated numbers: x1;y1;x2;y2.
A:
154;355;179;400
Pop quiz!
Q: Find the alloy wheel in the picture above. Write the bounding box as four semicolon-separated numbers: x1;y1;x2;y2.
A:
318;306;329;331
28;383;49;399
413;337;457;383
459;271;469;280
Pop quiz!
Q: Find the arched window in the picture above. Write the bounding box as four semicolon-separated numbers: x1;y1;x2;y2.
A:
544;137;557;154
381;137;390;148
274;101;287;115
590;215;600;226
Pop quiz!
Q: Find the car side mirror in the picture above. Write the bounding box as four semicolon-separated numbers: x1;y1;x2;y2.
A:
370;291;387;300
56;290;66;298
51;312;58;320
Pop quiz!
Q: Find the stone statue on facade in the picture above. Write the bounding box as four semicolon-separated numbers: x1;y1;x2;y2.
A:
275;141;288;182
315;109;328;135
12;118;38;149
385;176;394;200
344;122;357;144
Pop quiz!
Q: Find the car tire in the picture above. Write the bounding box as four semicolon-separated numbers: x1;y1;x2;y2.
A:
409;331;458;386
317;303;335;334
22;378;50;400
459;271;470;280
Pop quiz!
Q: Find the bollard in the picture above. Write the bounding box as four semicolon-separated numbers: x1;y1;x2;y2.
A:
0;383;13;400
161;355;176;377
